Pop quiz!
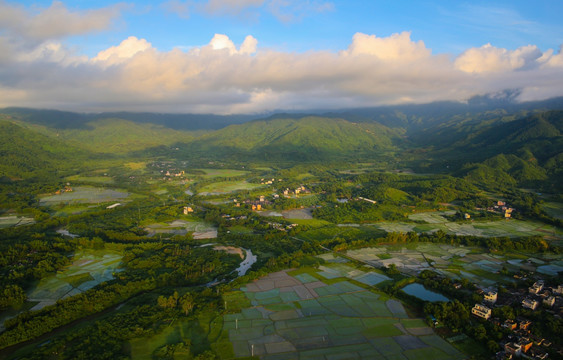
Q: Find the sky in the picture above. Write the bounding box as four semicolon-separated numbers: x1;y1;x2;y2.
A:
1;0;562;114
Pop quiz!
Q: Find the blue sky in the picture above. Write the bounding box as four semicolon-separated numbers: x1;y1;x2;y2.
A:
1;0;562;113
44;0;563;55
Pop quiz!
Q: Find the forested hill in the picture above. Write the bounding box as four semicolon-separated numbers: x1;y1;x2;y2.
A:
183;116;402;160
0;120;87;180
0;107;257;131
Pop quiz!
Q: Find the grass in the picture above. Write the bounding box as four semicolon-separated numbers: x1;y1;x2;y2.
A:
0;215;35;228
195;169;249;178
27;249;122;306
39;186;129;205
542;202;563;219
66;174;115;184
199;181;263;194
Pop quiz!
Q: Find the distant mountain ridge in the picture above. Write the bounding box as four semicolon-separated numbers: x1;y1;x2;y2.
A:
185;116;402;160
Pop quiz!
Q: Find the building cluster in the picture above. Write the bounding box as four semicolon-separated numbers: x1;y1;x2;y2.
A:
54;185;73;195
267;221;298;232
522;281;558;311
233;196;273;210
260;178;282;185
220;214;247;221
282;186;309;197
496;317;552;359
485;200;515;219
471;280;563;359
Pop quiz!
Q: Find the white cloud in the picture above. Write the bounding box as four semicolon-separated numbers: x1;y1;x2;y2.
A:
1;28;563;113
343;32;431;62
0;1;122;41
94;36;152;65
455;43;542;73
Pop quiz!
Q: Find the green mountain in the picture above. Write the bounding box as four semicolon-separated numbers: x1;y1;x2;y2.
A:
0;120;86;180
186;116;402;160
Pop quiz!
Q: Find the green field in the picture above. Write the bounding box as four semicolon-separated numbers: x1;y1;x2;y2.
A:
542;202;563;220
26;249;122;311
39;186;129;205
199;180;263;195
65;174;115;184
220;265;464;360
144;219;217;239
346;243;561;286
0;215;35;228
376;217;563;239
195;169;249;178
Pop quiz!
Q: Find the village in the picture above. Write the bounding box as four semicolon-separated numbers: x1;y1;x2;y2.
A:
469;278;563;359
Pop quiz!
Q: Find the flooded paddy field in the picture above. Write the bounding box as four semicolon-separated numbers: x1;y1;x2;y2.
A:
221;263;464;360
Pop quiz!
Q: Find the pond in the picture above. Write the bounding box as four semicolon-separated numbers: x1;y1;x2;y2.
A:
401;283;449;302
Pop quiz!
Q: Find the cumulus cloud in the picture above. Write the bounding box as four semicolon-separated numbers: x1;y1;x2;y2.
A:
0;1;122;41
1;23;563;113
94;36;152;65
455;43;543;73
343;32;431;62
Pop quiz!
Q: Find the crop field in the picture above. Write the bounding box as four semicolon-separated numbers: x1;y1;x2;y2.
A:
221;265;464;360
281;208;314;220
375;215;563;239
65;174;115;184
195;169;249;178
0;215;35;228
199;180;263;195
39;186;129;205
27;250;122;311
144;219;217;239
346;243;561;286
542;202;563;220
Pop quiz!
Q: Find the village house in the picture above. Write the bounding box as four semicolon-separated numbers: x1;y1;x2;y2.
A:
529;281;544;295
519;319;532;331
542;296;555;307
503;319;517;331
522;298;539;311
484;290;498;304
505;342;522;357
183;206;194;214
471;304;492;319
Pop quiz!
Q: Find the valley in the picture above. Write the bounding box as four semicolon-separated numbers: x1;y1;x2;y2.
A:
0;103;562;360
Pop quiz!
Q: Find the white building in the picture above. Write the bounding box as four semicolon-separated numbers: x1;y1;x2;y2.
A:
484;291;497;304
522;298;539;310
471;304;492;319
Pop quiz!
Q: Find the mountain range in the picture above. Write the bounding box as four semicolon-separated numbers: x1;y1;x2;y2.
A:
1;97;562;189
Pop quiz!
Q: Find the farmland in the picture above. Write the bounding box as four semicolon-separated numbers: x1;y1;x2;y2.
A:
221;264;464;360
39;186;130;205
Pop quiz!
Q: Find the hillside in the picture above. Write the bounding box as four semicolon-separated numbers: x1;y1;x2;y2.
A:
185;116;402;160
0;120;86;180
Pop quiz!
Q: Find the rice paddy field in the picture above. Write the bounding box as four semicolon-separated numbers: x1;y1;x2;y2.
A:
39;186;130;205
542;202;563;220
221;264;464;360
372;210;563;239
26;249;122;311
144;219;218;239
0;215;35;228
346;243;563;286
195;169;249;178
198;180;263;195
65;174;115;184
